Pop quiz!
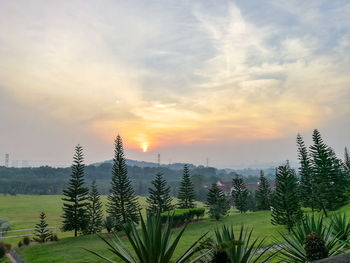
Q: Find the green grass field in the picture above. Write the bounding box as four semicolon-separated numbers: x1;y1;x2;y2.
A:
1;195;349;263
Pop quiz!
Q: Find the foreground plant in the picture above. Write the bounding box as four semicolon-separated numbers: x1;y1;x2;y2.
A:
330;213;350;241
276;214;344;262
87;212;209;263
204;225;274;263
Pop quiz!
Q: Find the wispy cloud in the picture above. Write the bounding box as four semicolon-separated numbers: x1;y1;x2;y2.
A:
0;0;349;165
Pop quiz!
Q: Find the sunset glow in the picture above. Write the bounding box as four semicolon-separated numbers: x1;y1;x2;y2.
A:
1;1;350;167
141;143;149;153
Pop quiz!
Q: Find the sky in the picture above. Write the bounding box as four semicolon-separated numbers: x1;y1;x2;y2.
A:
0;0;350;168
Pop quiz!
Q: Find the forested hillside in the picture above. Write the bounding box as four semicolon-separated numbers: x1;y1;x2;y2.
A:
0;163;268;197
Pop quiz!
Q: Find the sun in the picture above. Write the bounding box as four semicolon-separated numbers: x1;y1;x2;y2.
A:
141;143;149;152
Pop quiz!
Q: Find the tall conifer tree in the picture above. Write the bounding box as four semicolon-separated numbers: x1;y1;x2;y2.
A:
256;170;271;210
309;129;345;214
271;163;303;232
206;183;230;220
297;134;316;210
62;145;89;237
247;190;257;212
107;135;140;230
147;173;173;213
231;175;248;213
177;165;196;208
85;180;103;234
344;147;350;173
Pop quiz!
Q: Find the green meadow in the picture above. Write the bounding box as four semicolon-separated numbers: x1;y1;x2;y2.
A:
1;195;349;263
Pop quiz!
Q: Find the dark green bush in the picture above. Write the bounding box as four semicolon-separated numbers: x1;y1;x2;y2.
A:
0;242;11;258
18;241;23;248
23;236;30;246
50;234;59;241
161;208;205;227
190;208;205;220
0;243;5;258
104;216;115;233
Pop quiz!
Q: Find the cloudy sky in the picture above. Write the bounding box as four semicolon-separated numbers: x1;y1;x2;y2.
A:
0;0;349;168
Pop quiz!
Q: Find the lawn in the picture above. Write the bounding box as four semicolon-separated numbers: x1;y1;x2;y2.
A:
2;195;349;263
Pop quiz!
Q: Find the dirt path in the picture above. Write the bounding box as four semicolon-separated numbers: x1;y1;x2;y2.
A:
6;253;17;263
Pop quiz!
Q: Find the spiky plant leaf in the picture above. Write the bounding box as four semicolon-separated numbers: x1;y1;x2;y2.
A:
87;212;208;263
276;214;345;262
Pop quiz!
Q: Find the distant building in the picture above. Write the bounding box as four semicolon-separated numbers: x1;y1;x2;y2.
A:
11;160;19;168
204;180;275;196
22;160;29;167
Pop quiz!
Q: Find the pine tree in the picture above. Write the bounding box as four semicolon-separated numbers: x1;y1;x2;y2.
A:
33;212;51;243
329;148;347;208
147;173;173;213
309;129;344;214
271;164;303;232
62;145;89;237
177;165;196;209
107;135;140;230
344;147;350;173
85;180;103;234
231;175;248;213
297;134;316;210
206;183;230;221
256;170;271;210
247;190;257;212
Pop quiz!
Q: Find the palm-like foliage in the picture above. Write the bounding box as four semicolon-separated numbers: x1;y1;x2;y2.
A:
276;214;344;262
205;225;274;263
330;213;350;241
87;213;209;263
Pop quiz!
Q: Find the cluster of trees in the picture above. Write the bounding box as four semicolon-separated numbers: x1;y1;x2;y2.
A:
61;135;199;236
297;129;349;214
203;129;350;230
271;129;350;231
205;170;273;220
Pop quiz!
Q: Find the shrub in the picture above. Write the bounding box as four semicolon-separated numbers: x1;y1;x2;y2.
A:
0;242;11;258
23;236;30;246
0;244;5;259
161;208;205;227
50;234;59;242
189;208;205;220
18;241;23;248
3;243;10;253
0;219;10;234
104;216;115;233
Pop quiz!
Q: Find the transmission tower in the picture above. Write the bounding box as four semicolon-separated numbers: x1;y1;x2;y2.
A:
5;154;9;167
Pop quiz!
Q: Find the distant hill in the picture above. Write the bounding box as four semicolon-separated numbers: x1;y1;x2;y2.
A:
93;158;281;177
93;159;197;170
1;158;280;196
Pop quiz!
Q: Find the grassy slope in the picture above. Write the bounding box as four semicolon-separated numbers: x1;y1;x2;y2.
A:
2;195;349;263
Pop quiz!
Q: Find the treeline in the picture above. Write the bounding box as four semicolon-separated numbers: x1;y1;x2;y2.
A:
0;160;264;198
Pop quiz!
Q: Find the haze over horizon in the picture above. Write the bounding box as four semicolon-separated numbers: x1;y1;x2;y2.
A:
1;0;350;168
